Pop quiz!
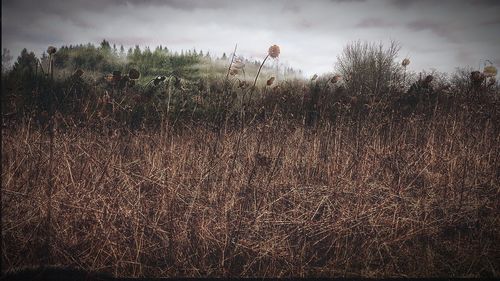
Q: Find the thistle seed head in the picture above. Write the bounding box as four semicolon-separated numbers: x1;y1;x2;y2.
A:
330;74;342;84
268;45;280;59
47;46;57;55
483;65;497;77
267;76;275;86
128;68;140;80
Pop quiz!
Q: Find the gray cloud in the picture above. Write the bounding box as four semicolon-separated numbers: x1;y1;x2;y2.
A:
2;0;499;76
390;0;500;9
480;18;500;26
330;0;366;2
405;20;455;40
464;0;500;6
356;18;395;28
388;0;417;8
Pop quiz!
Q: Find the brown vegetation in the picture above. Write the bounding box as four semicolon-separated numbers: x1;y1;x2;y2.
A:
2;101;499;277
2;41;499;278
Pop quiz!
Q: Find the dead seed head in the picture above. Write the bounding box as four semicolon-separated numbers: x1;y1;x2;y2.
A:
47;46;57;55
229;68;239;76
128;68;140;80
402;58;410;67
471;71;485;83
311;74;318;81
267;76;275;86
238;80;249;89
268;45;280;59
331;74;342;84
232;57;245;70
483;65;497;77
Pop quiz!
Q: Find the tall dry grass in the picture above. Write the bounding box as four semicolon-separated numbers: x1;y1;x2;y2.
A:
2;103;499;277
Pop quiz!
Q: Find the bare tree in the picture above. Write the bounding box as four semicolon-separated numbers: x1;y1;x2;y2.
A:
335;40;402;98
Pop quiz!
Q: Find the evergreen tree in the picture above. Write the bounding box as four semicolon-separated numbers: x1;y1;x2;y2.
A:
100;39;111;51
133;45;141;58
12;48;37;75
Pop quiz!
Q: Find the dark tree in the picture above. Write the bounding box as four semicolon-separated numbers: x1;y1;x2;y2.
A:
100;39;111;52
12;48;37;77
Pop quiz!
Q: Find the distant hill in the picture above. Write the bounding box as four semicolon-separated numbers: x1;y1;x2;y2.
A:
40;40;302;84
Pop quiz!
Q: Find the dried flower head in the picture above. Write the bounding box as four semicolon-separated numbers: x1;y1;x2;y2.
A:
402;58;410;67
233;62;245;70
267;76;275;86
330;74;342;84
471;71;485;83
311;74;318;81
483;65;497;77
47;46;57;55
230;56;245;76
424;75;434;84
229;68;239;76
268;45;280;59
232;57;245;70
238;80;249;89
128;68;140;80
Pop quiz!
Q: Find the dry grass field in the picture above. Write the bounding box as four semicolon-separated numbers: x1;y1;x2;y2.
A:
2;99;499;277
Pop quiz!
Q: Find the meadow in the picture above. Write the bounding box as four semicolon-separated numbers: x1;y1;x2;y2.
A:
1;41;499;278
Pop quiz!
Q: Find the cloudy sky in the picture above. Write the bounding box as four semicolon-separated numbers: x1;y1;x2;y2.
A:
2;0;499;76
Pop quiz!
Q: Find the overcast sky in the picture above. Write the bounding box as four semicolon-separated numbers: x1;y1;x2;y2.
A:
2;0;499;76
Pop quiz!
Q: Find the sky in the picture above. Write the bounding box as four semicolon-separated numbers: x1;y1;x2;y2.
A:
2;0;500;77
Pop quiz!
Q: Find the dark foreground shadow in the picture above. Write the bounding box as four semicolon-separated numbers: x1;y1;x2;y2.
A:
1;266;114;281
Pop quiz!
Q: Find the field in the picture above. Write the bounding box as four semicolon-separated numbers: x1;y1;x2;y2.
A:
1;42;500;278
